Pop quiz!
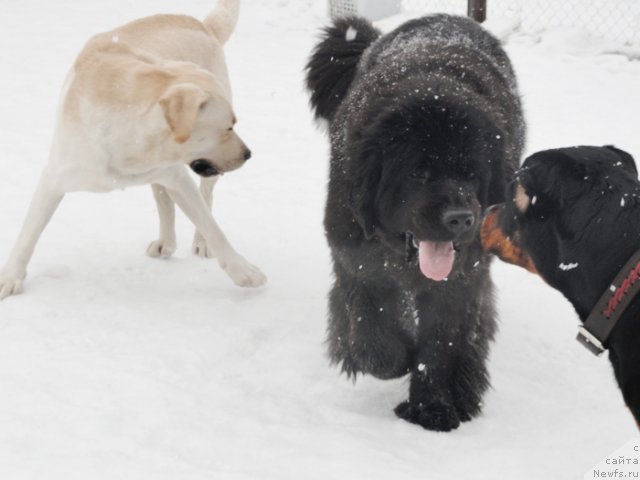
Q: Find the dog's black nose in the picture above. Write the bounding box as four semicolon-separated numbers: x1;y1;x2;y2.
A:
190;159;219;177
443;209;475;235
244;148;252;161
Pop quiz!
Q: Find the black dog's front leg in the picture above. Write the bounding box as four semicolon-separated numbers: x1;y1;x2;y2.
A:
327;265;414;379
395;284;496;431
394;320;462;431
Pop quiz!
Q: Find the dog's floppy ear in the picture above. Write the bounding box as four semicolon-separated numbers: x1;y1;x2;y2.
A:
160;83;208;144
350;152;381;239
604;145;638;178
486;131;516;206
487;161;511;206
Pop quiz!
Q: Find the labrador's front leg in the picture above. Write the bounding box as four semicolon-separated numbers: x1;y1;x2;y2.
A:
158;167;266;287
192;175;219;258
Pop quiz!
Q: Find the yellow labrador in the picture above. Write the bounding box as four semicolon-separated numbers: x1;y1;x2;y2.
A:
0;0;266;299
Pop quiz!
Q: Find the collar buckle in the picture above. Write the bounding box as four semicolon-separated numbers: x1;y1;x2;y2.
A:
576;326;606;356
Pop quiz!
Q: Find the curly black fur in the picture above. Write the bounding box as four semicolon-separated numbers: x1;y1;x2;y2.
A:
305;16;380;121
306;14;525;431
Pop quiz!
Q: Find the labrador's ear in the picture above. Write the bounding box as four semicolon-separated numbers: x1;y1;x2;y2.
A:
160;83;208;144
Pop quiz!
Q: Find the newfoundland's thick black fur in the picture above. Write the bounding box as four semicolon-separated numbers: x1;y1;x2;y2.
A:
305;15;525;431
494;146;640;428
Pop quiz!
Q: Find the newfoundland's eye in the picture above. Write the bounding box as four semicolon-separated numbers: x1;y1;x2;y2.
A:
410;168;430;182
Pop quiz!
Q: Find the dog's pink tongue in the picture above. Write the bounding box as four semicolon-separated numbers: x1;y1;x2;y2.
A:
418;241;455;281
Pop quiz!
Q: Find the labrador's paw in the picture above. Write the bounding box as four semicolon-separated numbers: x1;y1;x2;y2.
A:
146;239;176;259
219;253;266;287
0;275;24;300
192;232;216;258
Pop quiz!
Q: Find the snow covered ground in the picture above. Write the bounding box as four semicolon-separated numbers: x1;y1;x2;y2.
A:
0;1;638;479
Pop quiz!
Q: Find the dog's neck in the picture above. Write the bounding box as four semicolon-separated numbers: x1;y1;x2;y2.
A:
575;247;640;355
571;245;640;424
604;290;640;423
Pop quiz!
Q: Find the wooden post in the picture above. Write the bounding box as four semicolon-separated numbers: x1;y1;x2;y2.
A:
468;0;487;23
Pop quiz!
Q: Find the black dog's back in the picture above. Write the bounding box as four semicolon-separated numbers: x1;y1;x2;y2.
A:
308;15;524;198
356;15;524;167
363;14;516;88
306;14;521;128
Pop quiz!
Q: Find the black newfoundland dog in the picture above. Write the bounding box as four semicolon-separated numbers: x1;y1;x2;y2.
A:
484;146;640;428
305;14;525;431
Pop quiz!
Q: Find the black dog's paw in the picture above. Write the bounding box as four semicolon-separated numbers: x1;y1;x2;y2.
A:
394;400;461;432
335;353;363;379
455;407;473;423
454;399;483;423
451;377;487;423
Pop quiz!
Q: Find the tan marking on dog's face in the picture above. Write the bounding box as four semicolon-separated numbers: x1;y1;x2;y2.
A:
514;183;531;213
481;204;538;274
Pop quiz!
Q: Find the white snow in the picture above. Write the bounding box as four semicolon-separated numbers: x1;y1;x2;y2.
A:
559;262;579;271
0;1;639;479
345;26;357;42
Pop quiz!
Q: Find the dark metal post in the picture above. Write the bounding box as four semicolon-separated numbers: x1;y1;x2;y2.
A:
468;0;487;23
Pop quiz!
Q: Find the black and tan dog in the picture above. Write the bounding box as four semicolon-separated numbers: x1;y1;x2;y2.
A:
483;145;640;428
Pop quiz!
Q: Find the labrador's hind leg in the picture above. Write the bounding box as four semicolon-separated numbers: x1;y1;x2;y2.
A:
147;183;177;258
0;171;65;299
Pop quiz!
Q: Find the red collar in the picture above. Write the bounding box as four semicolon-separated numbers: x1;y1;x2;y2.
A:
578;249;640;355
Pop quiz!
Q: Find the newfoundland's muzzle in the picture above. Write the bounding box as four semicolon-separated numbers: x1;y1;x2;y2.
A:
190;159;219;177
